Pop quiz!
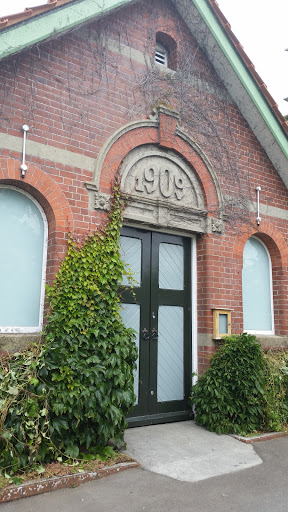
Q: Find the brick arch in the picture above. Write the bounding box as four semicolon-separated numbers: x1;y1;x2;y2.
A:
156;31;177;69
95;109;222;215
233;221;288;335
233;221;288;266
0;158;74;282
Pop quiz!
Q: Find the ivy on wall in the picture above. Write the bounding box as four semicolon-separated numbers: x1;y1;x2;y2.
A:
0;182;138;474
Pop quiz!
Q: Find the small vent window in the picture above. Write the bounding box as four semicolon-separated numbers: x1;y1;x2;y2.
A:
155;42;168;67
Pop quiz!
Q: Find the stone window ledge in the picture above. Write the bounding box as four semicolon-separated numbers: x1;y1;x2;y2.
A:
0;333;42;353
255;335;288;349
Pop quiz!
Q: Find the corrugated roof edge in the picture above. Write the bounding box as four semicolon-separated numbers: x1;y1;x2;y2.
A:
0;0;74;28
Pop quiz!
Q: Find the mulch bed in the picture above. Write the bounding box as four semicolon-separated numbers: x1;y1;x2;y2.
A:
0;454;139;504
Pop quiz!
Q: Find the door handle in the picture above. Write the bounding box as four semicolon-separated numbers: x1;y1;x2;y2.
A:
151;328;158;340
142;328;150;340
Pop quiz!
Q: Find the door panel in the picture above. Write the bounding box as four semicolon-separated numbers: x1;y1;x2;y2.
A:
121;303;140;404
120;227;192;426
119;236;142;287
159;243;184;290
157;305;184;402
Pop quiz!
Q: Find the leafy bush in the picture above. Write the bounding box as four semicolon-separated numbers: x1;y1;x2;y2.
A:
190;334;268;435
263;350;288;432
0;346;51;475
0;183;138;474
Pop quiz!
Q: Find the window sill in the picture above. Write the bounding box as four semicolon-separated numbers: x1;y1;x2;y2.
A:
0;333;42;352
255;334;288;349
154;63;177;76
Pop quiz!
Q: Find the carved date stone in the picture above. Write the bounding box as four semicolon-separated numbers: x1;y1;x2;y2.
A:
120;145;207;233
121;145;205;210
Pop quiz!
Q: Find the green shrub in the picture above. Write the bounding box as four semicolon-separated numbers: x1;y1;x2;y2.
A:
0;182;138;474
263;350;288;432
0;346;50;475
190;334;267;435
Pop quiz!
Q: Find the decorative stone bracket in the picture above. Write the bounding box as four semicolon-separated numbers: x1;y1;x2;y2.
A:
94;191;111;211
211;218;224;234
85;182;111;211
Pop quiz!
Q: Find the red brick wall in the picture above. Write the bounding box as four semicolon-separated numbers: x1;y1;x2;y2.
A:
0;0;288;358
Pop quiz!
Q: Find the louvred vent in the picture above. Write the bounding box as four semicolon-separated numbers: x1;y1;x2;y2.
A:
155;43;167;66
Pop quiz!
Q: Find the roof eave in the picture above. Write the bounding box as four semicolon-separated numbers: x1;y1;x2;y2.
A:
0;0;136;61
172;0;288;187
0;0;287;186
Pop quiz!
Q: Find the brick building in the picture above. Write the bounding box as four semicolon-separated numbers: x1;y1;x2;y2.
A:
0;0;288;425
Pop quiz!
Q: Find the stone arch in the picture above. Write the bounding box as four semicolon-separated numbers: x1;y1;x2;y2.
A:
85;107;223;233
119;144;207;232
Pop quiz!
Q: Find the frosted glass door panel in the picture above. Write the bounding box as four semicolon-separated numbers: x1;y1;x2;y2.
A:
157;306;184;402
242;238;273;332
159;243;184;290
0;188;45;328
119;236;141;287
120;303;140;404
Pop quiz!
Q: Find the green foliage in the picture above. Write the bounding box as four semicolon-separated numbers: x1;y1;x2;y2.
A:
0;346;51;475
262;351;288;432
191;335;288;435
0;182;138;474
190;334;268;435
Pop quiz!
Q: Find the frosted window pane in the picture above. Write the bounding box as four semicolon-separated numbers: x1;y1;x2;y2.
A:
219;314;228;334
159;243;184;290
120;236;141;287
120;304;140;405
157;306;184;402
0;188;44;327
242;238;272;331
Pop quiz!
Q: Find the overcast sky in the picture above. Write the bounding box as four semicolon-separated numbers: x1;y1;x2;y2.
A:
0;0;287;115
217;0;288;116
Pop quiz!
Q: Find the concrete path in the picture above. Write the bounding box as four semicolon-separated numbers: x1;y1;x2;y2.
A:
124;421;262;482
3;437;288;512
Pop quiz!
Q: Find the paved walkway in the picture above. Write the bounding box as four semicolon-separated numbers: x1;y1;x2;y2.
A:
3;433;288;512
124;421;262;482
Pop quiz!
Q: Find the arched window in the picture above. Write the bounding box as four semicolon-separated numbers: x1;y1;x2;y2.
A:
0;186;47;333
242;237;274;334
155;32;177;70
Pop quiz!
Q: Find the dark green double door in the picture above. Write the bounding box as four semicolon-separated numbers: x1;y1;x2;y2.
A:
120;227;192;426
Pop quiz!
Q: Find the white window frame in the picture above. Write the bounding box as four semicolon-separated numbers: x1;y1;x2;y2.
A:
0;185;48;334
243;236;275;336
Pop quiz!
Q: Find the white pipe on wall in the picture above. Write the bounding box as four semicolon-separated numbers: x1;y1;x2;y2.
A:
20;124;29;178
256;186;261;226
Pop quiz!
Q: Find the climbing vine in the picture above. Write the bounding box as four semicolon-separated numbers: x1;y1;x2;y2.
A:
0;182;138;474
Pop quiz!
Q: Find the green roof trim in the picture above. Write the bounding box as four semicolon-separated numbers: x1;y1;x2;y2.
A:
192;0;288;158
0;0;134;61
